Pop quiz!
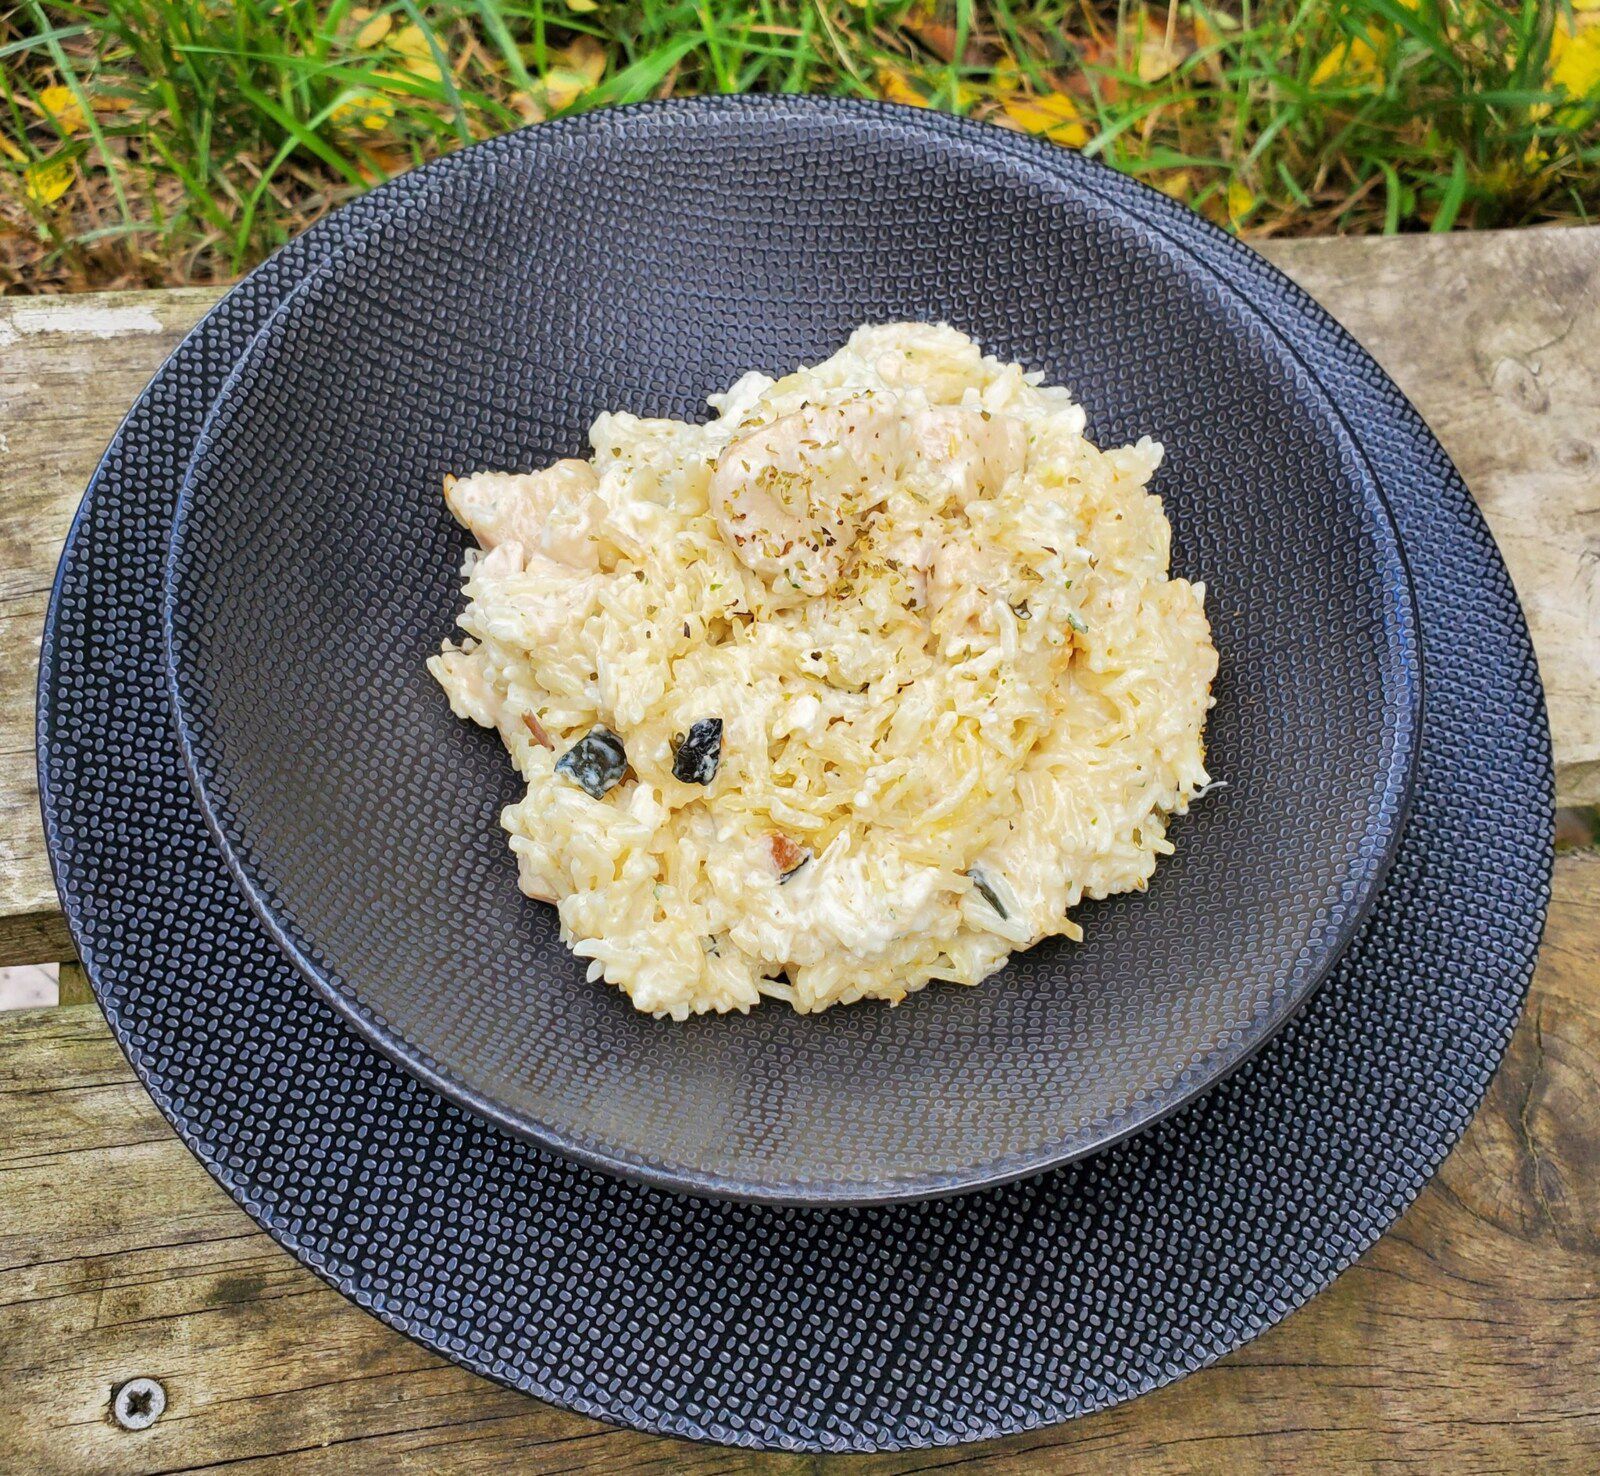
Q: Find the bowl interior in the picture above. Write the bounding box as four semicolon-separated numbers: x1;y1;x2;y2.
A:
165;102;1419;1202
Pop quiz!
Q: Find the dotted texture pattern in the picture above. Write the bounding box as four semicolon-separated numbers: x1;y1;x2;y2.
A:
38;99;1552;1452
163;108;1419;1201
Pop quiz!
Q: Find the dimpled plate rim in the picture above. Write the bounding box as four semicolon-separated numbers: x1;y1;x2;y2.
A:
159;102;1421;1203
37;97;1551;1452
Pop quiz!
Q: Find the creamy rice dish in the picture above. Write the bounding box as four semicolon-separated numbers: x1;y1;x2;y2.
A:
430;324;1218;1018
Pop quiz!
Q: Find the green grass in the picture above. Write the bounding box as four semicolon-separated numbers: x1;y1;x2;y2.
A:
2;1;1597;292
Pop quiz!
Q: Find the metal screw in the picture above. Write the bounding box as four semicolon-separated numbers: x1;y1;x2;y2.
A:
111;1377;166;1431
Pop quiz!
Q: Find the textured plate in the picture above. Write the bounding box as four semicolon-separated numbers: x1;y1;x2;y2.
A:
163;103;1419;1202
39;98;1549;1452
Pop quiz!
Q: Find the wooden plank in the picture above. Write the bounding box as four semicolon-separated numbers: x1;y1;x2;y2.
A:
0;289;221;968
55;961;93;1006
1266;229;1600;806
1;232;1596;965
2;850;1596;1472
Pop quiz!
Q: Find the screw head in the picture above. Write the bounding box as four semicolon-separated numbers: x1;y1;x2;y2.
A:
111;1377;166;1431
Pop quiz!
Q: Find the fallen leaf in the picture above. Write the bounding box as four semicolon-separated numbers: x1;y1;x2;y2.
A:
1552;20;1600;101
567;0;599;11
1189;12;1227;80
1000;91;1089;148
25;154;73;206
350;6;392;48
1155;168;1192;201
387;22;445;84
876;65;928;109
561;36;607;85
355;146;409;183
0;132;24;162
35;84;86;133
1227;177;1257;225
906;13;960;63
1310;29;1380;87
512;92;547;124
543;68;589;110
1135;8;1189;86
540;35;606;110
331;90;396;132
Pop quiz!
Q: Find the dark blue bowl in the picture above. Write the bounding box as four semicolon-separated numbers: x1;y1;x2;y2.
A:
162;100;1421;1203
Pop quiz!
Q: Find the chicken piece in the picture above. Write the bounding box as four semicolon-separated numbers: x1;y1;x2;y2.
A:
709;399;901;595
444;460;602;569
904;406;1027;506
928;537;1010;642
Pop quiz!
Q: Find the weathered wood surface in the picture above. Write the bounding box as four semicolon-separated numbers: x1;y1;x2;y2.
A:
3;850;1595;1473
1;229;1597;966
0;288;223;968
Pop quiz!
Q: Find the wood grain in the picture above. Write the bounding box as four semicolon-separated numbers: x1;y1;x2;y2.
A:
3;849;1596;1473
0;289;223;967
1267;229;1600;806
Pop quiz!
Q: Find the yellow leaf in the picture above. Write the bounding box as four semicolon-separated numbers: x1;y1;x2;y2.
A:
1136;26;1185;84
350;7;392;48
36;84;86;133
560;36;607;86
568;0;600;10
1155;169;1192;201
538;37;607;110
1227;177;1257;225
511;91;547;124
1001;91;1089;148
1310;30;1380;87
543;67;590;111
876;65;928;109
1553;24;1600;101
331;91;396;132
388;22;444;84
25;155;73;206
0;132;24;162
990;58;1024;92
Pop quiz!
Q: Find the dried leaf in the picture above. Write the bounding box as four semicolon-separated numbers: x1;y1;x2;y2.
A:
1155;169;1192;201
35;84;86;133
567;0;600;12
1552;18;1600;101
543;68;589;110
512;91;548;124
350;6;392;48
1310;30;1380;87
1135;8;1189;86
1190;13;1227;80
1000;91;1089;149
1227;177;1257;225
876;65;928;109
25;154;73;206
539;36;607;110
0;131;24;162
388;22;445;84
906;14;960;63
562;36;607;86
331;91;397;132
